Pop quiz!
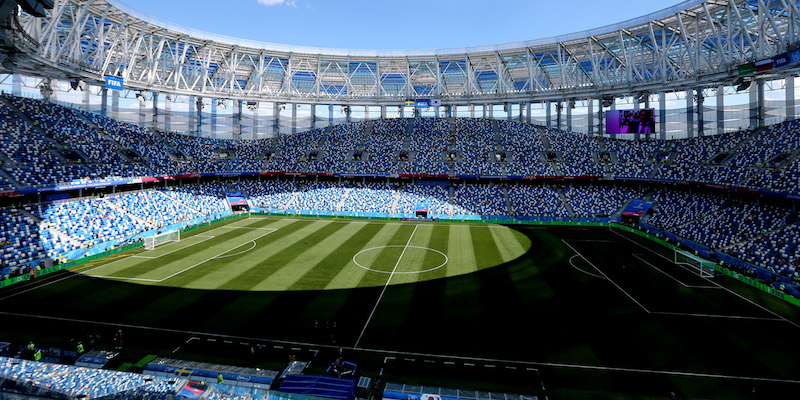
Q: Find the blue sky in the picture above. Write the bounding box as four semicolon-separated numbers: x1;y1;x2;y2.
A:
121;0;686;50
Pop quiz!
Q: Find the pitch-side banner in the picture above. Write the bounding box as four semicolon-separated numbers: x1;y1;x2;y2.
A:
621;200;654;217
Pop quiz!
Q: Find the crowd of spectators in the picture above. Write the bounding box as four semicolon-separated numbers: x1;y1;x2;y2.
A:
1;95;800;286
1;96;799;197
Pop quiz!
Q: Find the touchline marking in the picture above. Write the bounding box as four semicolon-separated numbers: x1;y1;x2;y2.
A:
217;226;278;230
611;229;800;330
0;219;276;298
0;256;138;301
632;254;718;289
651;311;784;321
0;310;797;385
354;224;420;348
562;239;651;313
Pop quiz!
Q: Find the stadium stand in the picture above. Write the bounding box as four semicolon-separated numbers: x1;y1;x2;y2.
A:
1;94;800;298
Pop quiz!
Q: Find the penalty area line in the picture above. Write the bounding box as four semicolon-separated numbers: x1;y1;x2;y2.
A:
562;239;651;313
611;230;800;330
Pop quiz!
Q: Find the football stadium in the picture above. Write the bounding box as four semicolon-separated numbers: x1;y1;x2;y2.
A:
0;0;800;398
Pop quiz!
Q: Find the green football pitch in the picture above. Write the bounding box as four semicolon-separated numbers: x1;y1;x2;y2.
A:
1;215;800;399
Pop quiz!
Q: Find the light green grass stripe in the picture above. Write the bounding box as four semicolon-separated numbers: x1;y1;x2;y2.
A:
489;226;529;263
390;224;434;286
183;220;330;290
324;223;403;290
447;225;478;275
250;222;368;291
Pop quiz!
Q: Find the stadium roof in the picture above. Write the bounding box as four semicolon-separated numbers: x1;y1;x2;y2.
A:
5;0;800;104
107;0;706;57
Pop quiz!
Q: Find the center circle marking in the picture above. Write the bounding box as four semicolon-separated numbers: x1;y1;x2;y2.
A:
353;245;448;274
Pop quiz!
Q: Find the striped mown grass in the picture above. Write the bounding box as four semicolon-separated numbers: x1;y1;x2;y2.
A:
81;216;532;291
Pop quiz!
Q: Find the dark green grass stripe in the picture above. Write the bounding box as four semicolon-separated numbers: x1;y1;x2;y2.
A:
202;291;282;332
62;280;146;314
215;222;349;291
470;225;503;272
288;223;385;291
124;290;209;326
416;225;450;281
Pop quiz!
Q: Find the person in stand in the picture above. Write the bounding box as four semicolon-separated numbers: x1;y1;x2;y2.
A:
217;372;224;384
33;349;42;362
114;329;124;349
76;342;85;354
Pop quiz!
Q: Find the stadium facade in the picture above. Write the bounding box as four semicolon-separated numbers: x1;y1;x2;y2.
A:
1;0;800;139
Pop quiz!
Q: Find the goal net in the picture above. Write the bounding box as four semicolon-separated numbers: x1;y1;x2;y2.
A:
143;230;180;250
674;249;716;278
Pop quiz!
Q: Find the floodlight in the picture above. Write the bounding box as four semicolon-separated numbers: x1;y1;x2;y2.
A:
69;79;85;91
736;80;751;92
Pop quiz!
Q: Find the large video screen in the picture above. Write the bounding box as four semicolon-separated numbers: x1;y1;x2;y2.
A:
605;109;655;134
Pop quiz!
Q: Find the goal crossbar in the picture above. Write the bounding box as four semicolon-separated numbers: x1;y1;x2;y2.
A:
143;230;180;250
674;249;716;278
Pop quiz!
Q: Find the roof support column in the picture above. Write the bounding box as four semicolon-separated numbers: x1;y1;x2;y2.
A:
190;96;198;135
82;85;90;110
151;92;159;130
597;97;605;136
252;103;259;139
291;103;297;134
658;92;666;139
750;79;764;128
211;97;217;138
11;73;21;96
164;94;172;132
233;99;241;139
274;102;281;136
686;88;694;138
787;76;796;121
311;104;316;130
546;101;552;128
526;102;531;124
100;87;108;117
587;99;594;135
696;87;704;137
633;95;641;141
566;101;572;132
138;92;146;127
716;85;725;134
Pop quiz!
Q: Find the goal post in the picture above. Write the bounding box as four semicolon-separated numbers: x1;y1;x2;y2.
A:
674;248;716;278
143;230;180;250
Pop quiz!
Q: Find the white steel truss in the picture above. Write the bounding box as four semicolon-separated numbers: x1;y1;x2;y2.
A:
8;0;800;105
